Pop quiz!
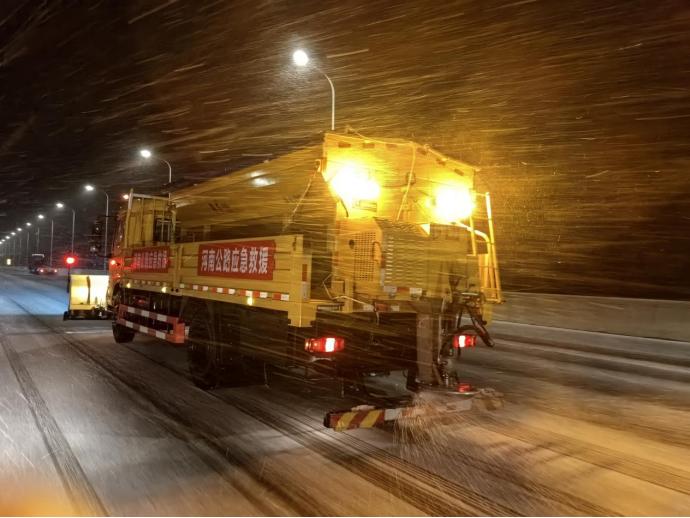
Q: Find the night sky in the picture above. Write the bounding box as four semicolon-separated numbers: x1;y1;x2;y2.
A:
1;0;689;298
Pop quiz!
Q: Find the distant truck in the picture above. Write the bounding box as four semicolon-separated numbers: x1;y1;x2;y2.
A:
29;254;57;275
103;132;503;396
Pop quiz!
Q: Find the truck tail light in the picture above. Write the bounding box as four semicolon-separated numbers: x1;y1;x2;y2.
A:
305;336;345;353
457;382;475;393
453;334;477;349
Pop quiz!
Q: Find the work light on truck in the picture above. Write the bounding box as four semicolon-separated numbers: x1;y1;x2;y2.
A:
305;336;346;353
453;334;477;349
432;186;475;223
324;162;380;208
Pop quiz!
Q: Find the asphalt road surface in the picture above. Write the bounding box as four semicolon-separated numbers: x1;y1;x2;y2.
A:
1;268;688;515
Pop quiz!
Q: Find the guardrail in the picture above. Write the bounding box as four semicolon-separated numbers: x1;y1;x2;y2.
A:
493;292;690;342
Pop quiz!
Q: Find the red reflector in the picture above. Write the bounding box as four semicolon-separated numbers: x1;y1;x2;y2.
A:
457;382;474;393
305;336;345;353
453;334;477;349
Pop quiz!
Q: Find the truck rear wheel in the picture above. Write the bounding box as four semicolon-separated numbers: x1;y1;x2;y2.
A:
186;302;221;390
112;322;135;343
188;341;220;390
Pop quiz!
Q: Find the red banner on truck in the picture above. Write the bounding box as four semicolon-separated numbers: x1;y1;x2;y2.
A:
132;246;170;273
197;240;276;280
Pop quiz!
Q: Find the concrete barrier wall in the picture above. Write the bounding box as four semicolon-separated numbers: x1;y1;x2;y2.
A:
493;292;690;342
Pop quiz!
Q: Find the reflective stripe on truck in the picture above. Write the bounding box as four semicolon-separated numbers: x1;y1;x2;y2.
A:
116;305;186;344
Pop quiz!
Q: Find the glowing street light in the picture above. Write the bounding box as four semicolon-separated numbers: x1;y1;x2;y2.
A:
139;148;172;186
11;232;15;236
84;184;110;270
34;215;46;260
17;228;22;232
292;49;309;67
56;202;76;253
292;48;335;131
122;193;130;201
40;213;56;267
26;222;31;227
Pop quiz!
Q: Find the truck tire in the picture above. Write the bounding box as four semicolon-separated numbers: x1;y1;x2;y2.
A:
188;341;220;390
186;302;220;390
112;322;135;343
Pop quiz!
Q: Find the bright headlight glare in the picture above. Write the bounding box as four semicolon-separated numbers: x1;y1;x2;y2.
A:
433;187;475;223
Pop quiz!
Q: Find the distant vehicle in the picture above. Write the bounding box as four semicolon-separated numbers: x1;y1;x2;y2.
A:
29;254;57;275
35;265;58;275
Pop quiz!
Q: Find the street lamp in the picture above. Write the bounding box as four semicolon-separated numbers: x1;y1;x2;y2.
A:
15;228;22;265
292;49;309;67
292;49;335;131
139;148;172;185
36;214;46;259
84;184;110;270
25;225;30;265
56;202;76;253
42;215;56;267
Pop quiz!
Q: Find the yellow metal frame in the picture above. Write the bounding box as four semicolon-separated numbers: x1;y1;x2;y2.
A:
109;133;502;329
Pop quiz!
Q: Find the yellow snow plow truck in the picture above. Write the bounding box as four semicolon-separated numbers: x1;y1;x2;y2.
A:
106;132;502;408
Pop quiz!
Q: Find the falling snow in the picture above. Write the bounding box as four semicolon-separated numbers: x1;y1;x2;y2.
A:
0;0;689;296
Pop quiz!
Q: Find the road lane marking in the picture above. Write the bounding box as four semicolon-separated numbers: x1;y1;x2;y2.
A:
63;329;111;335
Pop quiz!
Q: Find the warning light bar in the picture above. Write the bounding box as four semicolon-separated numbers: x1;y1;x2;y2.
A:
453;334;477;349
305;336;345;353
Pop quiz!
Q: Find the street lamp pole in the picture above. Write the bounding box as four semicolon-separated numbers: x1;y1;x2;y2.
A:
71;208;75;253
162;159;172;185
316;67;335;131
36;214;45;257
104;192;109;267
50;219;54;267
293;49;336;131
56;203;76;254
85;185;110;270
139;149;173;187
